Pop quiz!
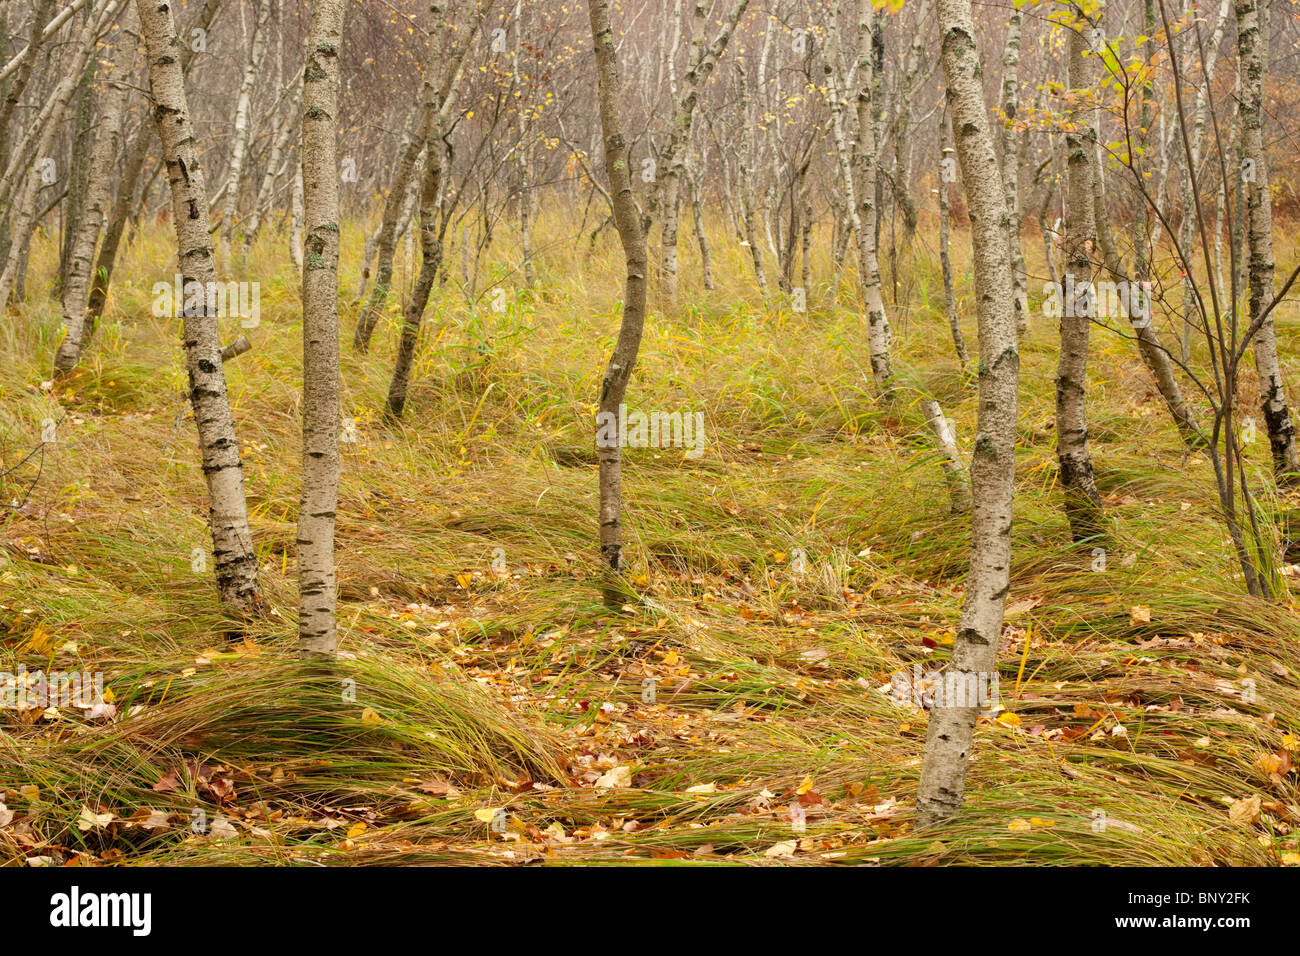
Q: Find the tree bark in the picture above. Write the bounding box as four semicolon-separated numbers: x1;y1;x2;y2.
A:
216;0;272;261
657;0;749;301
1238;0;1299;483
0;0;123;307
297;0;345;656
1056;10;1105;542
136;0;263;618
939;112;970;368
917;0;1021;826
587;0;649;583
998;6;1029;337
54;18;136;373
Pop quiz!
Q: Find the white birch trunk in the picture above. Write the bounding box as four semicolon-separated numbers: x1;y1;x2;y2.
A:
297;0;345;656
135;0;263;618
917;0;1021;826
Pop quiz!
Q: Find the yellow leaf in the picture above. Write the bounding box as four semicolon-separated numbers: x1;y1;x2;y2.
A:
78;806;113;831
346;822;366;839
27;627;51;652
360;708;383;725
1282;733;1298;752
1007;818;1032;832
997;712;1022;728
473;807;499;823
1257;753;1284;775
1129;605;1152;626
795;775;814;795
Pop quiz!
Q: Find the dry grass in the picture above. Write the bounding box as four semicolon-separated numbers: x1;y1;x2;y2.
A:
0;207;1298;865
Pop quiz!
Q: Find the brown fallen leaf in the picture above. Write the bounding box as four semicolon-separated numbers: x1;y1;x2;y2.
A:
1228;794;1262;826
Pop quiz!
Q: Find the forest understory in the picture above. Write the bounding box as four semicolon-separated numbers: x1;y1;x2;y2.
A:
3;215;1298;867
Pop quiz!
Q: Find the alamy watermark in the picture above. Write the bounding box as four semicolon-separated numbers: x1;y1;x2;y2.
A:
152;275;261;328
890;663;1000;711
1;668;105;710
596;404;707;459
1041;276;1152;328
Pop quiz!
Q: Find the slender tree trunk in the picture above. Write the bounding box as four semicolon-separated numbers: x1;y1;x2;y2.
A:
1180;0;1231;363
59;21;96;297
242;73;301;254
354;0;486;352
688;166;713;290
850;0;893;391
891;0;932;258
289;159;304;268
922;398;971;513
512;0;533;286
998;6;1029;337
737;60;768;292
1056;10;1105;542
136;0;263;618
587;0;648;586
939;112;969;368
54;21;135;373
658;0;749;301
82;0;224;329
297;0;345;656
217;0;272;261
0;0;56;172
353;97;426;351
1091;14;1200;446
0;0;122;306
1238;0;1299;482
918;0;1021;826
84;126;148;334
384;131;444;421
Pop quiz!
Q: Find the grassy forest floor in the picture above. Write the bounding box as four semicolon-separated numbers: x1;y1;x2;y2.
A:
2;215;1300;866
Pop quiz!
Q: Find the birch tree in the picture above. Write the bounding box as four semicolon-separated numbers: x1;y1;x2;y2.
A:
825;0;892;392
655;0;749;301
53;13;136;373
216;0;272;262
917;0;1020;826
1238;0;1299;484
1055;7;1104;542
353;0;490;353
587;0;648;587
0;0;124;307
135;0;263;617
297;0;346;656
998;5;1029;336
